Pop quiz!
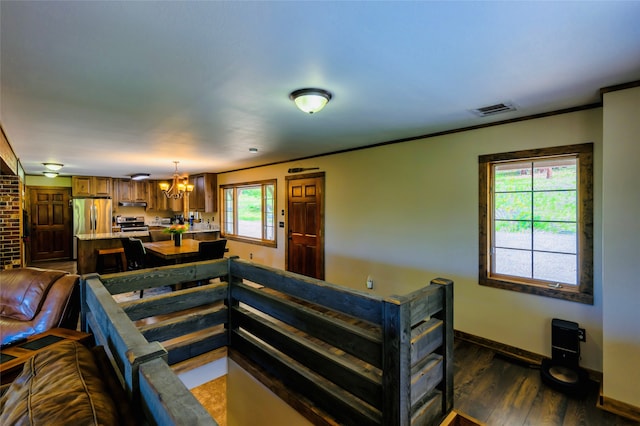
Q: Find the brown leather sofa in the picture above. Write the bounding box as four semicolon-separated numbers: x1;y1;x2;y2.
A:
0;341;137;425
0;267;80;347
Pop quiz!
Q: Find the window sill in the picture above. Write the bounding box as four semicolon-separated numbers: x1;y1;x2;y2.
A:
480;277;593;305
222;235;277;248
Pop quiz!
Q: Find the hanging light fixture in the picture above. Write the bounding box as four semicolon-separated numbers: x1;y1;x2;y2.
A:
43;162;63;171
159;161;194;199
130;173;150;181
289;88;332;114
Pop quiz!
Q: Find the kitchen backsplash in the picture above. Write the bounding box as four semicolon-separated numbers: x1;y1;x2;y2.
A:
115;206;217;227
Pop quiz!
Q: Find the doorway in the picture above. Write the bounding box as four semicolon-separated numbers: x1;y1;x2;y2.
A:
286;172;325;280
28;187;72;262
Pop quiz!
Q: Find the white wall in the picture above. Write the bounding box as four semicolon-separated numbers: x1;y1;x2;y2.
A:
218;108;607;374
602;86;640;407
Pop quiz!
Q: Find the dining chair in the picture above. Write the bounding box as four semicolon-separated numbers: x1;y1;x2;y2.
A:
198;239;227;261
149;230;171;242
120;237;147;298
121;238;147;269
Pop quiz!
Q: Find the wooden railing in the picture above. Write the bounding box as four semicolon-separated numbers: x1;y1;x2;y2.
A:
80;258;453;426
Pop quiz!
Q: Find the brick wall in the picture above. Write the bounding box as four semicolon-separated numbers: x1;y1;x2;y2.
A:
0;175;22;268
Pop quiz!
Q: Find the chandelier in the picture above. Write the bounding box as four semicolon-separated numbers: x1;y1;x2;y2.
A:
159;161;193;199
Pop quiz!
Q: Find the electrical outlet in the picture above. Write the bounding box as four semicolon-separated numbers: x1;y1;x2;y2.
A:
366;276;373;289
578;327;586;342
249;253;253;260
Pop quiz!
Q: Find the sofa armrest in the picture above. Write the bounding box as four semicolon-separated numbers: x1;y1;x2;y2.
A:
0;273;80;347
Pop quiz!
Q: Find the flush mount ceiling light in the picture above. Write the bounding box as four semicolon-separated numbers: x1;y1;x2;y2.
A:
158;161;193;199
249;147;258;153
130;173;150;181
43;171;59;178
43;163;63;171
289;88;332;114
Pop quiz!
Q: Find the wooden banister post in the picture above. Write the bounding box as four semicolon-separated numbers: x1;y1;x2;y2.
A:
431;278;454;415
382;294;411;426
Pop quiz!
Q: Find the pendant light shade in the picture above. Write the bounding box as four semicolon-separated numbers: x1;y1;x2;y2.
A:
289;88;332;114
159;161;193;199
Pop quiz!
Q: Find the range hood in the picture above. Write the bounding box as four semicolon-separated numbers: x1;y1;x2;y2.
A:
118;201;147;207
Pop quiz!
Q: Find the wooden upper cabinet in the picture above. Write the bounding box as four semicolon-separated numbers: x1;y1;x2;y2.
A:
115;179;132;202
146;180;157;211
72;176;92;197
93;177;112;196
72;176;112;197
147;180;183;212
132;180;148;202
114;179;149;203
189;173;217;212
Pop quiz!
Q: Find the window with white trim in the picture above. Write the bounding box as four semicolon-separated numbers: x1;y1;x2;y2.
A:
479;143;593;304
221;179;276;247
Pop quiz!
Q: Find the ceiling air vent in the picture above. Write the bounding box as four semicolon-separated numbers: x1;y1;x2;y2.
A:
471;102;516;117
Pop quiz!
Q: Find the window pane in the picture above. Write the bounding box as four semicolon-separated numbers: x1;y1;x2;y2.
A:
224;188;234;234
237;186;262;238
265;226;274;240
533;190;576;221
264;183;275;241
495;192;531;220
495;221;531;250
533;159;576;191
494;162;532;192
480;144;593;303
533;222;576;253
533;252;577;285
494;248;531;278
222;180;276;245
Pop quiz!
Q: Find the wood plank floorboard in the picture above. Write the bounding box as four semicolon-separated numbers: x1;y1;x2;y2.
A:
28;259;77;274
454;339;638;426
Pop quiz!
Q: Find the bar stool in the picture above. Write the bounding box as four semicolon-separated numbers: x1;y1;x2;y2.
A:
96;247;126;274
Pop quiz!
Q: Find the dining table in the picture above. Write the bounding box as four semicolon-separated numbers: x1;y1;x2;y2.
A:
143;239;201;263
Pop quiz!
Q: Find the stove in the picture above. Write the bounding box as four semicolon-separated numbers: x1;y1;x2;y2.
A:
116;216;149;232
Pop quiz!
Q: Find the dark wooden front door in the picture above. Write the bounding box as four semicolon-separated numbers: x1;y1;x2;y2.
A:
29;187;72;261
286;173;324;280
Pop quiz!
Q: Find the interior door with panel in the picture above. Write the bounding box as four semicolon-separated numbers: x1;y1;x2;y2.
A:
286;173;325;280
29;187;72;261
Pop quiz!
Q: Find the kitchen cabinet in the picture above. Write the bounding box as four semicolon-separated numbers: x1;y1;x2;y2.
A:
115;179;148;203
115;179;132;202
149;180;183;212
146;180;157;210
72;176;112;197
189;173;217;212
133;180;148;202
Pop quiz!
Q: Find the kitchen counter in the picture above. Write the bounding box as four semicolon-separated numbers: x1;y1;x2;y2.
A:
76;231;150;241
76;228;219;240
76;233;151;275
183;228;221;235
147;224;221;232
75;229;221;275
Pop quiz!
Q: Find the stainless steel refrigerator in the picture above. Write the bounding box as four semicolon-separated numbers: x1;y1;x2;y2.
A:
73;197;113;258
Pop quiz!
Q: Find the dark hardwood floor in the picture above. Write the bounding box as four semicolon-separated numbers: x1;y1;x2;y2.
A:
28;260;637;426
454;339;637;426
29;259;77;274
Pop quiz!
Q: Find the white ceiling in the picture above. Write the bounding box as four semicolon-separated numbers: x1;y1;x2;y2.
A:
2;1;640;179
